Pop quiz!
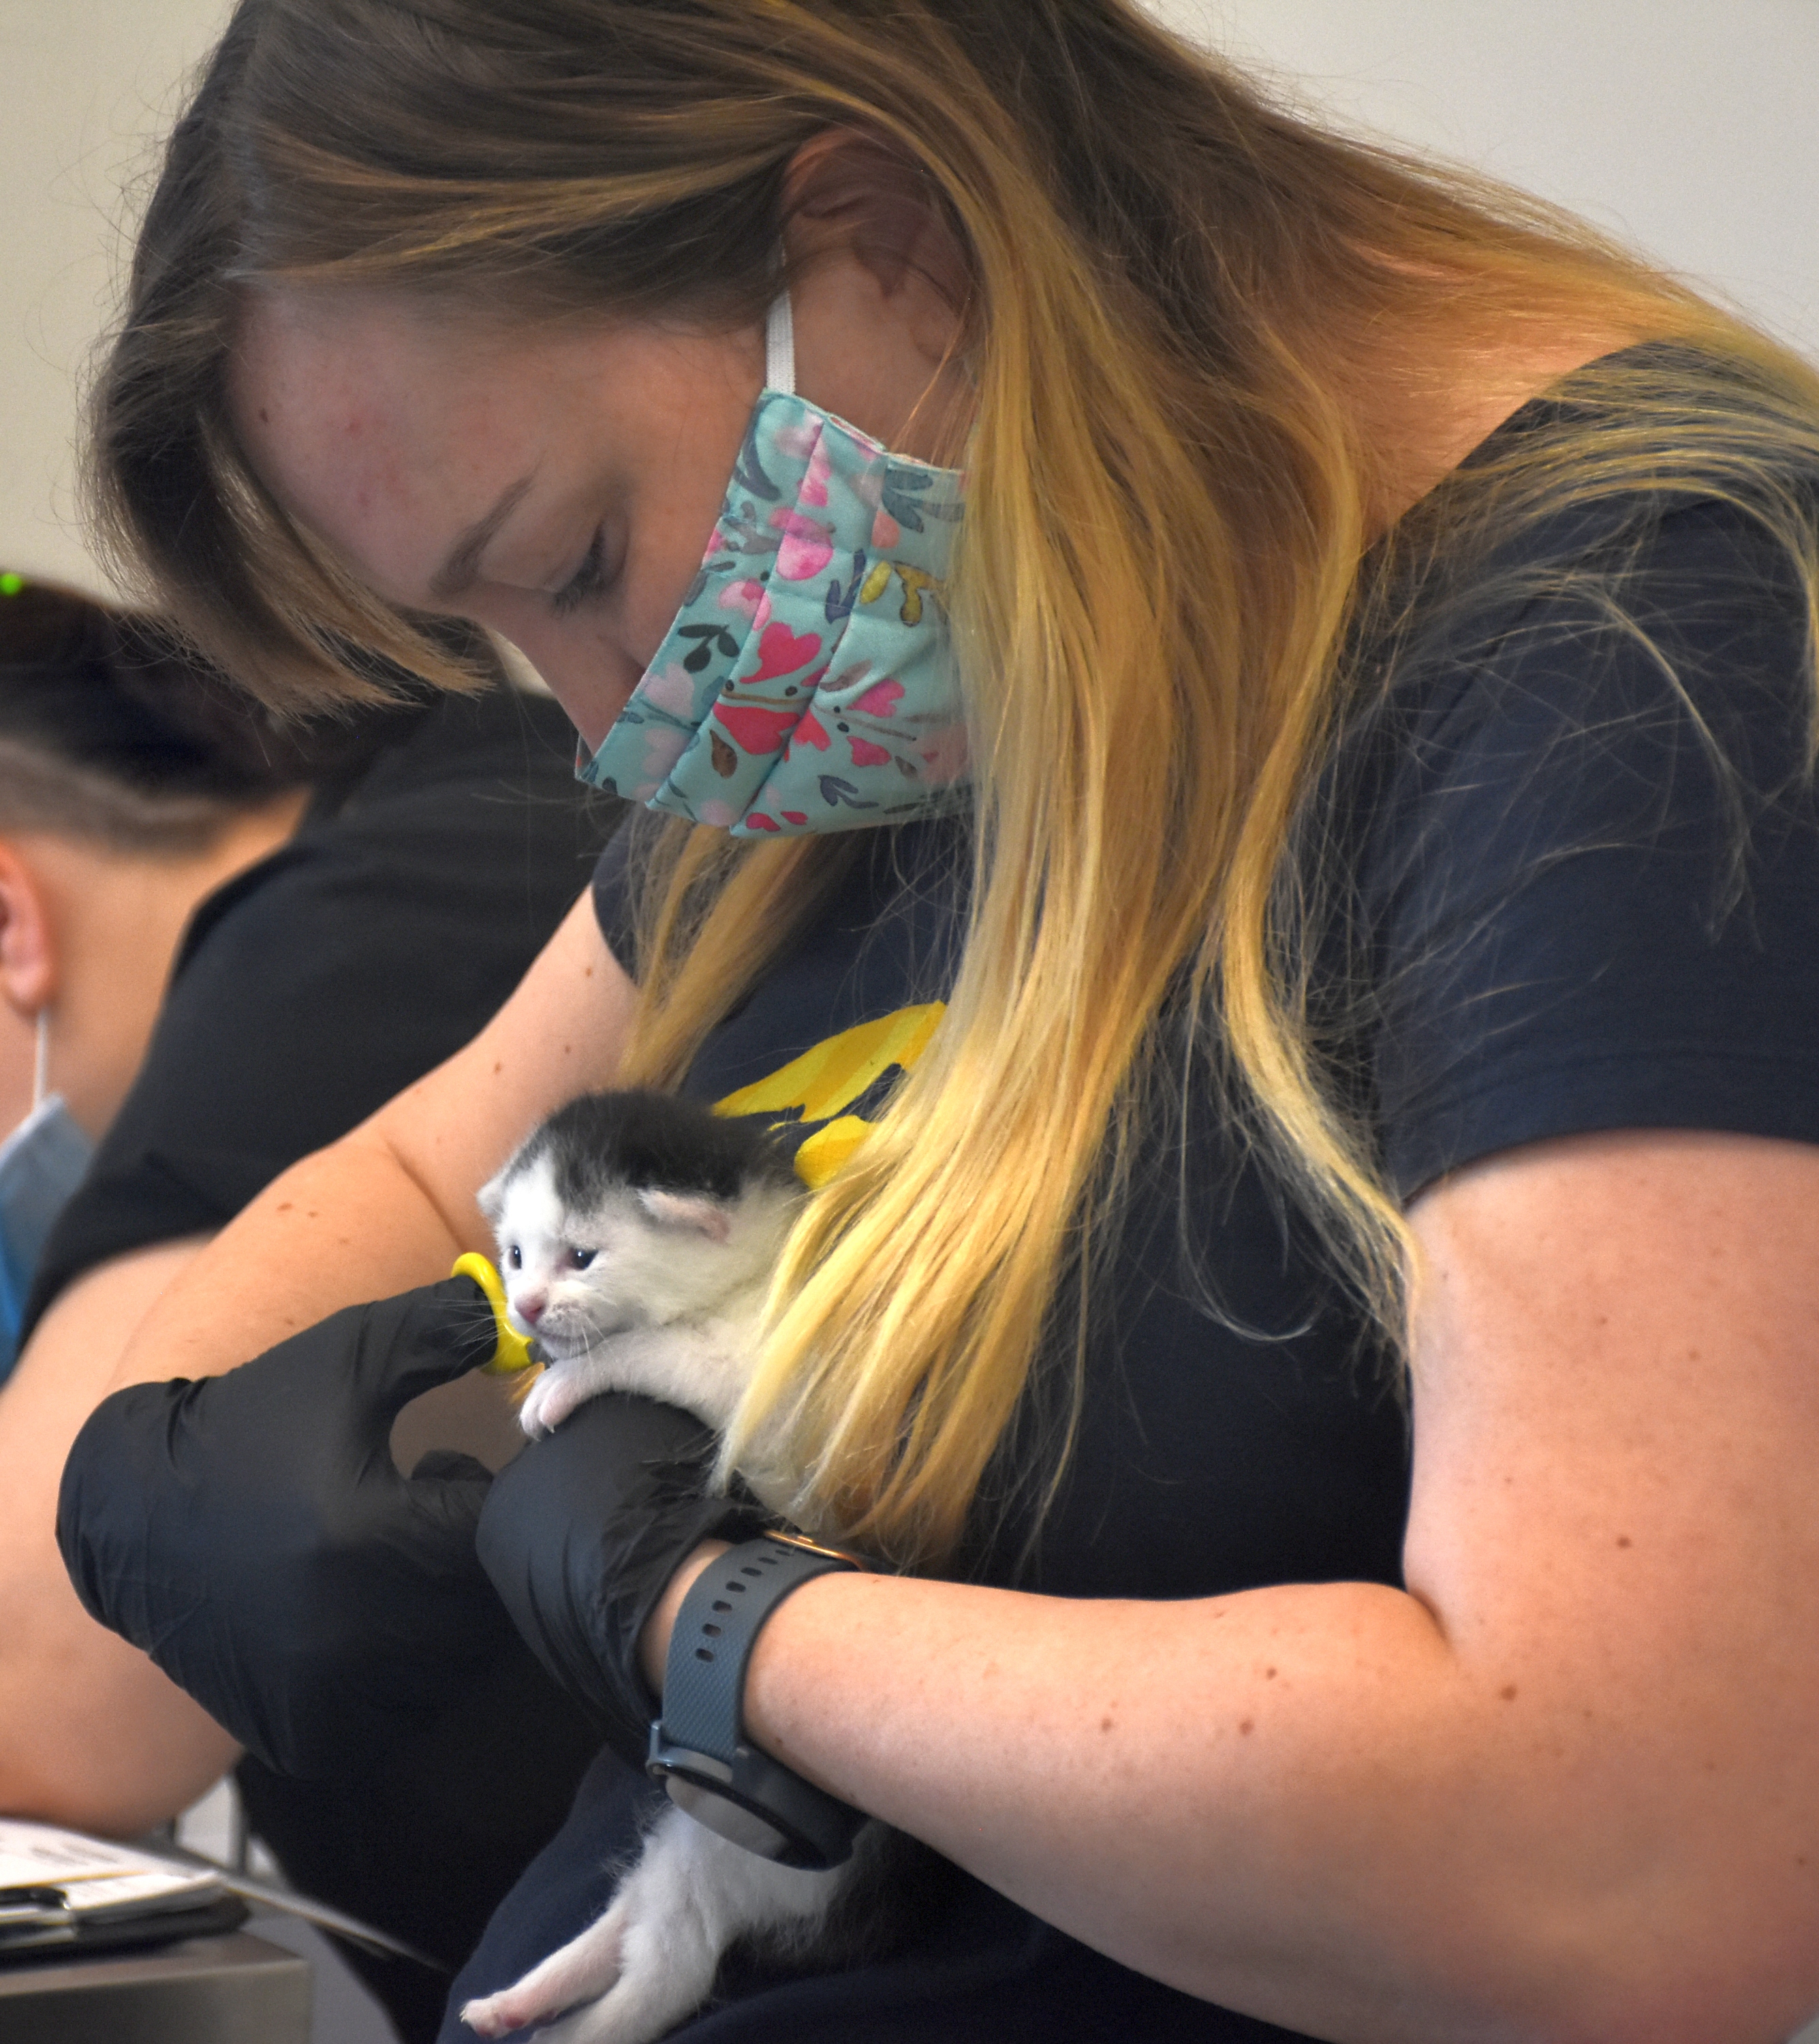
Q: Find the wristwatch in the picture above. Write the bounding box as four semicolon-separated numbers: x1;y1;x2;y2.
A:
647;1531;867;1870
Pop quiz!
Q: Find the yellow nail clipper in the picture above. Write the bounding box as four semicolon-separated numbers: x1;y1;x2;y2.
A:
450;1252;542;1376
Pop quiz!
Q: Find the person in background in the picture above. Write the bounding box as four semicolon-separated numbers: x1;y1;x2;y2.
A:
0;1007;29;1115
0;577;317;1375
0;574;617;2039
0;1001;37;1195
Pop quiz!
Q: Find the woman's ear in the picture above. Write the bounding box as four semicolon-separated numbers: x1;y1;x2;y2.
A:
779;130;975;463
0;841;56;1018
782;129;972;328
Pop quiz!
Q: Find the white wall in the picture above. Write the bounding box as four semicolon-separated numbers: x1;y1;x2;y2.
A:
1157;1;1819;358
3;0;236;592
3;1;1815;595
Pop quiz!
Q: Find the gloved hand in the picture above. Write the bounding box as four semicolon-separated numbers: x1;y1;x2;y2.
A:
476;1392;767;1765
57;1275;514;1779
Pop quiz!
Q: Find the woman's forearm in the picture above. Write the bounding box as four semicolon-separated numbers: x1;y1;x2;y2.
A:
109;889;636;1392
734;1567;1783;2044
709;1132;1819;2044
108;1125;473;1389
743;1570;1505;2041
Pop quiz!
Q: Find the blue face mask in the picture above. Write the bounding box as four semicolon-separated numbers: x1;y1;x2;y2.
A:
0;1024;93;1384
577;295;970;834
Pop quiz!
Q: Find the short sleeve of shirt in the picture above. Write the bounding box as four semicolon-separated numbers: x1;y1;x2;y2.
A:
1356;492;1819;1198
25;687;616;1329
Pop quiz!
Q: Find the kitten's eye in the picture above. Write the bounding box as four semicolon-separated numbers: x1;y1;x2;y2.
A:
568;1248;596;1271
508;1245;522;1269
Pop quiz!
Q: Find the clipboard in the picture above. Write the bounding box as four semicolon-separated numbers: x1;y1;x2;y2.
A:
0;1818;436;1970
0;1825;247;1964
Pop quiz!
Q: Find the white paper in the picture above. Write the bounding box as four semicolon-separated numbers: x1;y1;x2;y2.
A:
0;1820;223;1921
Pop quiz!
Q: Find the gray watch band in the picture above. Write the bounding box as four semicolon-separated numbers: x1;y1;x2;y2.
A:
648;1534;867;1869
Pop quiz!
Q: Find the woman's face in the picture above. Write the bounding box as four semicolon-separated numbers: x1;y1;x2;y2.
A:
230;253;966;749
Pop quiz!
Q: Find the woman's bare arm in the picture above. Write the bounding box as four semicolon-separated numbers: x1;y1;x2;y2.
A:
655;1127;1819;2044
109;889;634;1390
0;891;633;1831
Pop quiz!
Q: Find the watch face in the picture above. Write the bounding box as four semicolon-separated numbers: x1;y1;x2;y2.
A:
662;1774;796;1861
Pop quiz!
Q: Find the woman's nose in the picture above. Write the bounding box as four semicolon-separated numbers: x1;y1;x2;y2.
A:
491;626;644;752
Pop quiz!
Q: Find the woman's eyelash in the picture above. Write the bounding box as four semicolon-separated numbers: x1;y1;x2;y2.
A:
550;529;610;617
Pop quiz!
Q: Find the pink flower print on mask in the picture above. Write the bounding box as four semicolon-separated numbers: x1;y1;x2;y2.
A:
713;702;799;756
798;436;834;510
916;723;970;786
771;420;820;463
742;622;824;687
850;677;905;719
716;578;770;628
849;736;894;768
637;662;697;719
871;508;902;551
771;508;836;582
642;727;689;779
790;711;831;754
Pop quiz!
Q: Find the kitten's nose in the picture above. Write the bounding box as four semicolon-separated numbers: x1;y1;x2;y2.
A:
516;1292;546;1327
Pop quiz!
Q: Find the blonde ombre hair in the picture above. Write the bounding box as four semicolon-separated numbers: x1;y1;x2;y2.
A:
93;0;1819;1564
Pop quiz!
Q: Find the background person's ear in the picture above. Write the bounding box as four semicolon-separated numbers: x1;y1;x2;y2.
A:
0;841;56;1019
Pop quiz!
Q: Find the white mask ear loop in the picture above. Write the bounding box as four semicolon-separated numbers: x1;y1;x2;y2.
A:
764;291;796;396
31;1008;48;1114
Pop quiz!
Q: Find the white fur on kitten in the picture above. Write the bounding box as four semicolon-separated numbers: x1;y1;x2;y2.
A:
481;1138;800;1446
461;1096;850;2044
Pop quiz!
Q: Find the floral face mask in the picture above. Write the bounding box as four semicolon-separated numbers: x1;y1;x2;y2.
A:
576;294;969;833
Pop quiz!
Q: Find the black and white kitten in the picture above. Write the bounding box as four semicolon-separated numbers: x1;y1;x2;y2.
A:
461;1091;871;2044
477;1090;805;1450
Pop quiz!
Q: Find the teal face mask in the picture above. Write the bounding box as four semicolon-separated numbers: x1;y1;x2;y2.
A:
576;296;970;834
0;1023;93;1384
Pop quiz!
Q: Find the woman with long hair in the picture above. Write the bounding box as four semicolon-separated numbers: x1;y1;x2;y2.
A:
55;2;1819;2038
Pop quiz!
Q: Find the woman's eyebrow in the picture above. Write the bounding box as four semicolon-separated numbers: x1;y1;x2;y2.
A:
430;474;536;598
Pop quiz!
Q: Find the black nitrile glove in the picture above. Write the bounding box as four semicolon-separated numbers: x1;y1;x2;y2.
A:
58;1275;514;1779
476;1391;767;1765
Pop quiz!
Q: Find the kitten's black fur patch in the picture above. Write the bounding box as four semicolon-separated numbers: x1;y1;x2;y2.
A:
518;1090;797;1213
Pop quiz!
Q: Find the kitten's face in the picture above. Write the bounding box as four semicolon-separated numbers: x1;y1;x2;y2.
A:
479;1149;786;1361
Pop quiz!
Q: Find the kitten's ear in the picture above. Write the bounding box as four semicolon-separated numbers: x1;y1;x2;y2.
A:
477;1174;507;1225
637;1188;733;1244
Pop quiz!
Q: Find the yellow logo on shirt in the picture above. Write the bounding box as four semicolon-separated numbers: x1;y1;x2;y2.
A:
713;1003;944;1188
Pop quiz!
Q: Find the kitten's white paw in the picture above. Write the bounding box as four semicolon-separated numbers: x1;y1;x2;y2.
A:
456;1991;520;2038
520;1937;718;2044
460;1903;626;2036
517;1361;590;1438
515;1368;555;1440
